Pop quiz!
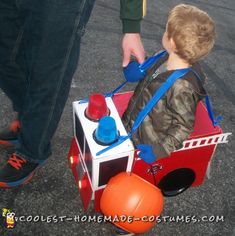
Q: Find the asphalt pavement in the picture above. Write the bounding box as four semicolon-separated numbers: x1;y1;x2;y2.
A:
0;0;234;235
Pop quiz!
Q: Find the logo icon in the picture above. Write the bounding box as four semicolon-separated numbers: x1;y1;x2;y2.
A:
1;208;16;229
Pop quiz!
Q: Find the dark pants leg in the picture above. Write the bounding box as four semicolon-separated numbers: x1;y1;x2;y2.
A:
0;0;27;113
0;0;95;162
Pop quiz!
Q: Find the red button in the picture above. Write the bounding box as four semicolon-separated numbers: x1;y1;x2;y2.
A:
85;93;109;121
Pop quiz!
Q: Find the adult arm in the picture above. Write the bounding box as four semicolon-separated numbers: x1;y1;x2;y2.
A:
120;0;146;66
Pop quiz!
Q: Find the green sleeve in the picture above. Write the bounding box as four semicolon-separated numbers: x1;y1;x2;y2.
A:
120;0;145;33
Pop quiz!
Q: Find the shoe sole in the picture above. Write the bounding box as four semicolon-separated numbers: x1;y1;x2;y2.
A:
116;233;135;236
0;139;19;146
0;162;45;188
115;228;135;236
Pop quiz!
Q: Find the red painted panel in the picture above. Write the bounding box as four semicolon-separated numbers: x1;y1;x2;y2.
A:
68;138;93;211
190;102;222;138
79;172;93;211
133;145;217;187
94;188;105;212
68;138;79;183
112;92;133;117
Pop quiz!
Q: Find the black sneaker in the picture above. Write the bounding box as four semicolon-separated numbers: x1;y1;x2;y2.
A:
0;154;44;188
116;227;135;236
0;120;20;146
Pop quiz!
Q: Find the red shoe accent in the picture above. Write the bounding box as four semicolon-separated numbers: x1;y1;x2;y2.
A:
9;120;20;132
0;182;8;188
0;140;14;146
0;155;46;188
7;155;26;170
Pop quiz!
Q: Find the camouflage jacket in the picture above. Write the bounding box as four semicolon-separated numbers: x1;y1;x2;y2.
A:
122;53;207;158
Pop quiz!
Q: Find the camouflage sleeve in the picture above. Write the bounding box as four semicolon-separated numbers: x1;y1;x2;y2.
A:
155;80;200;156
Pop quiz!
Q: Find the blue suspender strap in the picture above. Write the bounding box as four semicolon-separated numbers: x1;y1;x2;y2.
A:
139;50;167;72
191;69;223;127
104;81;128;98
96;68;190;156
205;96;223;126
130;69;190;134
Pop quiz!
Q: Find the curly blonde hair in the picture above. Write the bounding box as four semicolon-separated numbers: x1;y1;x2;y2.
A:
167;4;216;64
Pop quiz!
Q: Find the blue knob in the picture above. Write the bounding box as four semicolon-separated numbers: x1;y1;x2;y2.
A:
95;116;119;145
123;61;146;83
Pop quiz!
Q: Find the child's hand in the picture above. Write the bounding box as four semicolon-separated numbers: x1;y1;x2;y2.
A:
136;144;156;164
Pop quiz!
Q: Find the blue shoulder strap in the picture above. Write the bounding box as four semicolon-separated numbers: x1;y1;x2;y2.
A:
139;50;167;72
130;69;190;133
191;69;223;127
96;68;190;155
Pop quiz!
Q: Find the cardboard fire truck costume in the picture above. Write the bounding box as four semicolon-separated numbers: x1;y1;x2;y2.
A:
68;52;231;212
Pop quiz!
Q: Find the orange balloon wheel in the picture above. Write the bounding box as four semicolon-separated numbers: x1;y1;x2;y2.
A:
100;172;164;234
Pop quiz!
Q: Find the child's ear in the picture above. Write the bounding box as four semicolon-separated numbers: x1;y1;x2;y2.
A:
170;38;177;51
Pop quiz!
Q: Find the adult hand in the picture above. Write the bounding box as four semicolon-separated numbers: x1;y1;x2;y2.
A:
122;33;145;67
137;144;157;164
